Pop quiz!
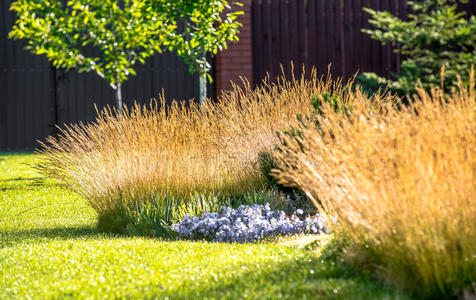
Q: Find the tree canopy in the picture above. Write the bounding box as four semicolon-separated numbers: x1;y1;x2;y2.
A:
359;0;476;95
10;0;243;107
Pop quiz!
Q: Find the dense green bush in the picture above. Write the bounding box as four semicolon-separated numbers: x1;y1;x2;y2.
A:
359;0;476;95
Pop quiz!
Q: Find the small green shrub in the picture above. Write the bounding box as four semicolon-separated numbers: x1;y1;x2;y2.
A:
126;193;224;238
258;151;281;188
311;92;345;115
280;92;350;139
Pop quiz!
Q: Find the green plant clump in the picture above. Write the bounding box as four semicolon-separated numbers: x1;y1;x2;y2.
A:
359;0;476;95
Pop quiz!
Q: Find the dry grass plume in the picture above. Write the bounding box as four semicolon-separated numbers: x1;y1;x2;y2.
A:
274;70;476;298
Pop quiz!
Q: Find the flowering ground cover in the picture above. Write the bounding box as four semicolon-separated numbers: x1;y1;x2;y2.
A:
0;153;407;299
172;204;326;243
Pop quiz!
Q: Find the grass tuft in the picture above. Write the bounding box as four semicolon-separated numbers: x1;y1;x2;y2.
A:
274;70;476;298
35;71;351;232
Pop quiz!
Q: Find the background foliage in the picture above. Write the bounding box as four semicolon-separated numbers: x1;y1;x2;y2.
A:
9;0;243;106
149;0;243;81
359;0;476;95
10;0;172;91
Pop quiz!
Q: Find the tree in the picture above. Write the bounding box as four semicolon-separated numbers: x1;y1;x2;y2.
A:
10;0;243;109
150;0;243;103
359;0;476;95
10;0;176;110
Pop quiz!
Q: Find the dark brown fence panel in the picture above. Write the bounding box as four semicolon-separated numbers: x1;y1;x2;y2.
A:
290;0;300;76
252;0;473;86
296;0;306;73
316;0;327;75
252;0;264;85
54;52;199;127
278;0;287;76
0;2;202;151
0;0;52;151
334;0;344;76
306;0;317;75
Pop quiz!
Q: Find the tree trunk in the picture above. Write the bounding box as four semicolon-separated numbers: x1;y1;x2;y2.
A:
198;49;207;105
115;82;123;112
199;73;207;105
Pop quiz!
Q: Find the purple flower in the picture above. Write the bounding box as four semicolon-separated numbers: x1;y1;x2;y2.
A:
171;203;327;243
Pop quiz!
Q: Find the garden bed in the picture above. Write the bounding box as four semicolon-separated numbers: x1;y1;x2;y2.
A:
0;153;407;299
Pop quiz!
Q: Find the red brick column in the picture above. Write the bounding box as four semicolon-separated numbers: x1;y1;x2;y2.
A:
215;0;253;95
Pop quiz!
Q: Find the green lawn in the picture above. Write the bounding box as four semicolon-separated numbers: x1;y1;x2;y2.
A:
0;153;408;299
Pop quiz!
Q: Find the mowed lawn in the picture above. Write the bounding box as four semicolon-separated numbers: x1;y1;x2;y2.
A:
0;153;408;299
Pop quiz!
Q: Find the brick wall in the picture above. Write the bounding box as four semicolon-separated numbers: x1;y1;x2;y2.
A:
214;0;253;95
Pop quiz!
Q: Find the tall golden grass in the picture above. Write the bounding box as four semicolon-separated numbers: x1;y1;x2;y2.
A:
274;72;476;298
36;71;349;216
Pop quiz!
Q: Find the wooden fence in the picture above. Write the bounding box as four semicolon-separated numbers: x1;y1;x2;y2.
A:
252;0;476;84
2;0;475;151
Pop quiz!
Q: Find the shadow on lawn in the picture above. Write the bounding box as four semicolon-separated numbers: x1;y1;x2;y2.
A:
0;177;45;182
0;225;115;248
0;176;63;192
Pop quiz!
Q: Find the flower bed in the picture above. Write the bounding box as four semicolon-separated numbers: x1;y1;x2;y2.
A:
172;203;327;243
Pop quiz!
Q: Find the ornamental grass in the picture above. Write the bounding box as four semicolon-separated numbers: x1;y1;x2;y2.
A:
35;71;348;230
274;71;476;298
